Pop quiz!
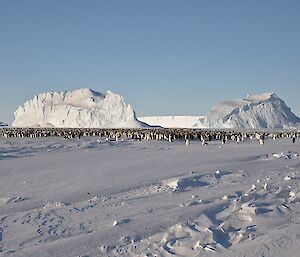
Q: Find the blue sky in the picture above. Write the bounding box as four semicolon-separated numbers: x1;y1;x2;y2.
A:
1;0;300;124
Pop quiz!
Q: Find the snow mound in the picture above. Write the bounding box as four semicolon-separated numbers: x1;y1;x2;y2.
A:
138;115;205;128
204;92;300;129
0;121;8;127
12;88;147;128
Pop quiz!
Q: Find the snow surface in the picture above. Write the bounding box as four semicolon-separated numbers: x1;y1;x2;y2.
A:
139;93;300;129
1;136;300;256
0;122;7;127
12;88;147;128
138;116;205;128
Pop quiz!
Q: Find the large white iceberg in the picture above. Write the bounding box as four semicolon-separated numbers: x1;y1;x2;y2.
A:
204;92;300;129
12;88;147;128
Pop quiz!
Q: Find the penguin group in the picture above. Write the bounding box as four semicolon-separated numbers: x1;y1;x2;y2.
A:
0;127;299;145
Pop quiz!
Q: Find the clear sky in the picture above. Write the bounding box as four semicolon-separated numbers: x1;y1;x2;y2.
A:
1;0;300;124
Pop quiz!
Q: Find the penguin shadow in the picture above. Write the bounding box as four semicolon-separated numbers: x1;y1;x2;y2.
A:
6;196;30;204
214;171;232;179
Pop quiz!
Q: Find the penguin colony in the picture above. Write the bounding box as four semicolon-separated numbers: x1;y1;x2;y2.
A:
0;128;298;144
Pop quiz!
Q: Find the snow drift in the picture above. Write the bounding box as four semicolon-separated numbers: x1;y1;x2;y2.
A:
12;88;147;128
2;136;300;256
204;92;300;129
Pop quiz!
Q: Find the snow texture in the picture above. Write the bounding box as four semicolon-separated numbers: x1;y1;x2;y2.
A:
1;136;300;256
12;88;147;128
139;93;300;129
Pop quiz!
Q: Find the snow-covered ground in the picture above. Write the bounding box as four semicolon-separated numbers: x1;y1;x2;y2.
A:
1;136;300;256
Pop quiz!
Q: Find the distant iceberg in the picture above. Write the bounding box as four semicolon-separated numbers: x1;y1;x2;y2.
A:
138;116;205;128
203;92;300;129
139;93;300;129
